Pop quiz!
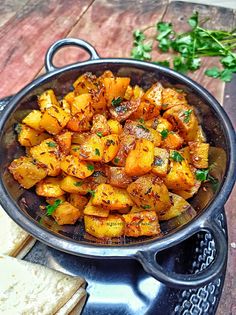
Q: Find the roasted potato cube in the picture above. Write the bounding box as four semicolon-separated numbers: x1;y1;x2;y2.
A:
30;139;61;176
67;116;91;132
123;211;161;237
106;167;133;188
125;139;154;176
59;99;71;115
129;205;145;213
173;176;201;199
146;117;173;132
163;105;198;141
109;98;140;122
40;105;70;135
64;91;75;106
46;196;66;205
152;147;169;177
84;214;125;238
179;146;191;163
84;199;110;217
38;89;59;112
189;142;209;169
9;156;47;189
77;134;105;162
159;193;191;221
195;125;206;143
55;131;72;155
102;134;120;163
72;132;90;144
61;155;94;179
162;88;188;110
130;100;159;120
17;124;49;147
107;119;123;134
164;153;195;190
22;110;43;131
133;85;144;99
92;184;133;210
52;201;81;225
60;176;91;194
161;131;184;150
143;82;163;112
124;85;133;100
73;72;97;94
112;134;136;166
36;177;65;197
68;194;88;210
103;77;130;106
91;114;110;136
127;174;171;214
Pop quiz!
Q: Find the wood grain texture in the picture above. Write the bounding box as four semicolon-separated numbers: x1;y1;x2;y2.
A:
0;0;29;28
0;0;94;98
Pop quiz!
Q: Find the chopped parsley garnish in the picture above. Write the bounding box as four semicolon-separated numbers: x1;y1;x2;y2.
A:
137;124;149;132
95;148;100;156
46;199;62;216
138;118;145;123
74;181;83;187
114;157;120;164
111;96;123;107
96;132;103;138
72;147;79;152
195;169;209;181
87;164;94;171
170;151;184;162
195;169;219;192
183;109;193;123
87;190;95;197
160;129;169;139
141;205;151;209
46;141;56;148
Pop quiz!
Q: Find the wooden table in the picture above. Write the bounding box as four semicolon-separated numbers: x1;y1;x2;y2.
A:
0;1;235;314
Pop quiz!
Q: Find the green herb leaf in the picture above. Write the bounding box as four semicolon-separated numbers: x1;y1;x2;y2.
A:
74;181;83;187
173;56;189;73
114;157;120;164
96;132;103;138
220;69;233;82
72;147;79;152
195;169;209;181
160;129;169;139
205;66;221;78
46;141;56;148
46;199;62;216
170;151;184;162
221;55;236;68
141;204;151;209
188;11;199;29
153;60;170;67
138;118;145;123
183;109;193;123
111;97;123;107
133;29;145;43
208;174;219;192
95;148;100;156
87;164;94;171
87;190;95;197
137;124;149;132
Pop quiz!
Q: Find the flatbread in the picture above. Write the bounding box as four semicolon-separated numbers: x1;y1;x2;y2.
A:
56;287;87;315
0;205;36;257
0;255;86;315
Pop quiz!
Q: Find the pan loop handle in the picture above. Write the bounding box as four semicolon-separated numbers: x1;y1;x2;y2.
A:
135;217;227;289
45;38;100;72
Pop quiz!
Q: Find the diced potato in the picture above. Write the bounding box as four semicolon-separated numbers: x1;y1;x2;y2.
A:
22;110;43;131
72;132;90;144
173;176;201;199
52;201;81;225
60;155;94;179
84;214;125;238
40;105;70;135
38;89;59;112
130;100;159;120
179;146;191;163
103;77;130;106
67;116;91;132
73;72;97;94
9;156;47;189
159;193;191;221
146;117;173;132
106;167;133;188
163;105;198;141
59;99;71;115
98;70;114;80
92;184;133;210
142;82;163;114
91;114;110;136
124;85;133;100
112;134;136;166
46;195;66;205
195;125;206;143
123;211;161;237
162;88;188;110
55;131;72;155
164;154;195;190
189;142;209;169
161;131;184;150
68;194;88;211
77;134;105;162
70;144;80;157
64;91;75;106
30;139;61;176
152;147;169;177
127;174;171;214
36;177;65;197
109;98;140;122
102;134;120;163
60;176;91;194
125;139;154;176
17;124;49;147
132;85;144;99
107;119;123;134
91;86;107;112
83;199;110;217
129;205;144;213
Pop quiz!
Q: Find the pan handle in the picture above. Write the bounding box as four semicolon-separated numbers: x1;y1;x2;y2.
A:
45;38;100;72
135;217;227;289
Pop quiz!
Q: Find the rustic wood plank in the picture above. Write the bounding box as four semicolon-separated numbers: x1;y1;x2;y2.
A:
0;0;30;28
0;0;94;98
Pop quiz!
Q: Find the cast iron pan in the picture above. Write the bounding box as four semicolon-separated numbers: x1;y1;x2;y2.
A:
0;38;235;289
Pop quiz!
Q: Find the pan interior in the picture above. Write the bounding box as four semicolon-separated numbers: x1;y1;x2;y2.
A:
0;62;228;246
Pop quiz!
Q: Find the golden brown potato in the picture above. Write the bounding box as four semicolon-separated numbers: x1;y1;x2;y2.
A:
161;131;184;150
36;177;65;197
152;147;169;177
159;193;191;221
60;155;94;179
124;85;133;100
46;195;66;205
38;89;59;112
91;114;110;136
84;214;125;238
73;72;98;94
55;131;72;155
52;201;81;225
64;91;75;106
142;82;163;114
60;175;91;194
103;77;130;106
123;211;161;237
127;174;171;214
109;98;141;122
40;105;70;135
172;175;201;199
125;139;154;176
107;119;123;134
83;199;110;218
102;134;120;163
92;184;133;210
195;125;206;143
67;194;88;211
179;146;191;163
22;110;43;131
59;99;71;115
106;167;133;188
17;124;49;147
71;132;90;144
162;88;188;110
189;141;209;169
30;139;61;176
76;134;105;162
9;156;47;189
112;134;136;166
